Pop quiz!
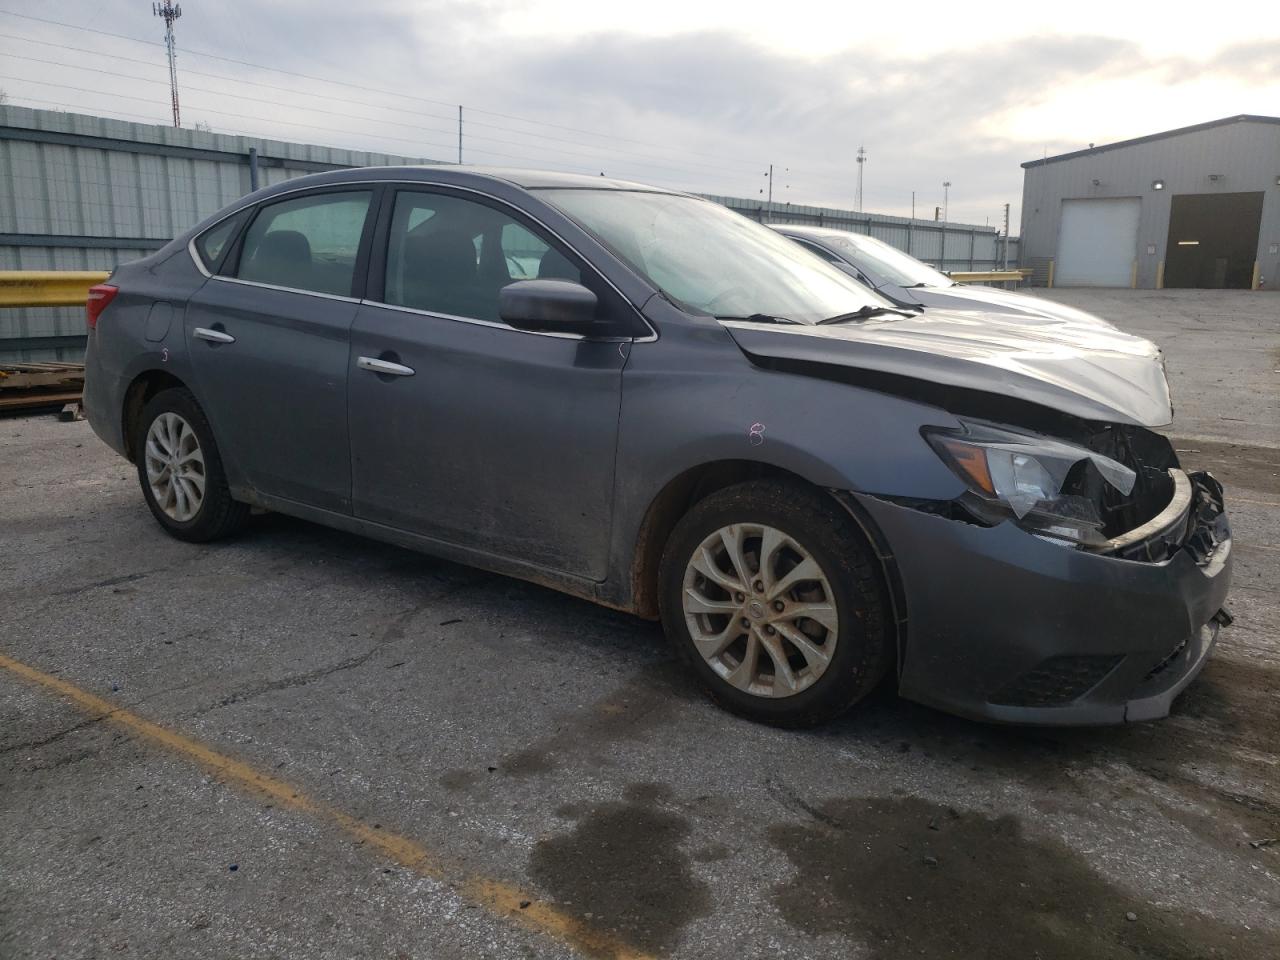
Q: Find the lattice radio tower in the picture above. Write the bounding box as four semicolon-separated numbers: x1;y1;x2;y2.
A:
153;2;183;127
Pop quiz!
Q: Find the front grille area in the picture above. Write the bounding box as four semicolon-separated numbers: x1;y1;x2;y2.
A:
1144;637;1189;681
1183;472;1230;566
989;655;1124;707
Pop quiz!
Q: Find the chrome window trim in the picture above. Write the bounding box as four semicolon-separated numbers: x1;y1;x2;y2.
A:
189;237;211;278
192;243;365;307
212;274;363;304
357;299;636;343
188;204;257;278
182;177;658;342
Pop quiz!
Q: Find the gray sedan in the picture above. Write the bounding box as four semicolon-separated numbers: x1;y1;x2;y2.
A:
772;223;1117;326
82;167;1232;727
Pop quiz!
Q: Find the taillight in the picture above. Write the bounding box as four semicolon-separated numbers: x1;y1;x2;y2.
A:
86;284;119;330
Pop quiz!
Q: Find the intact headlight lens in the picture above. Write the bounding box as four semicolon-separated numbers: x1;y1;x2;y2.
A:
925;420;1137;544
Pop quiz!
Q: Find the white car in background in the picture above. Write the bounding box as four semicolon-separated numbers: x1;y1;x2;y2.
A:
772;224;1117;328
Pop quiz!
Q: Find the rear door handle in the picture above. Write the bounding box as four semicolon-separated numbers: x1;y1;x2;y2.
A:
194;327;235;344
357;356;415;377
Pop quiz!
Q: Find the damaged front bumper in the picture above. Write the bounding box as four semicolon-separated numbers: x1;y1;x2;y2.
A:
850;471;1233;725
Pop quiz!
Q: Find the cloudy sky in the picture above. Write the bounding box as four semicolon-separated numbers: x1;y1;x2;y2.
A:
2;1;1277;227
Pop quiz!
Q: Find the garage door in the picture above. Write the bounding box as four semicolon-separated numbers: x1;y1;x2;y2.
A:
1056;197;1140;287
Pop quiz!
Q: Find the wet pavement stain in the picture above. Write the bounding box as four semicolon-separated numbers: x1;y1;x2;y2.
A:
438;769;479;791
529;783;711;955
442;663;694;788
769;795;1279;960
501;746;556;777
691;842;733;863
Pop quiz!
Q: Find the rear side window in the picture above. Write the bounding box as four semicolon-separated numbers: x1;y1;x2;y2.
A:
235;191;373;296
193;210;248;272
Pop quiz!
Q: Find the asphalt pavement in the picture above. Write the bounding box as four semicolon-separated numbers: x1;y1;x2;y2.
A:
2;288;1277;959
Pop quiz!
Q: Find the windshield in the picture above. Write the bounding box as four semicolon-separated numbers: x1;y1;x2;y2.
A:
824;233;954;288
537;190;892;324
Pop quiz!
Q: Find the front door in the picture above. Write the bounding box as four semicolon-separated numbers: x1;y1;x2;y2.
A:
185;188;376;512
348;187;632;580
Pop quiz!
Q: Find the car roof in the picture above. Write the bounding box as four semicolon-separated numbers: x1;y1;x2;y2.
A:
462;166;669;191
251;164;679;198
769;224;859;240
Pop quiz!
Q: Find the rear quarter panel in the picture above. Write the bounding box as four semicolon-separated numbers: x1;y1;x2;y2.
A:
83;248;210;460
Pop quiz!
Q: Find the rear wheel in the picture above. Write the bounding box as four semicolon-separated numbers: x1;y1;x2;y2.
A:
134;387;248;542
659;480;890;727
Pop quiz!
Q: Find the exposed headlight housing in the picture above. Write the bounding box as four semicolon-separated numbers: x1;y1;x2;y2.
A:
924;420;1137;547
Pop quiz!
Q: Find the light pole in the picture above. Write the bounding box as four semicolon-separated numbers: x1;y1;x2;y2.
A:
942;181;951;223
855;146;867;213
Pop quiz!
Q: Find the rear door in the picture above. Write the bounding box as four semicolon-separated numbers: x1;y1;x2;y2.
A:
184;187;377;512
347;186;635;579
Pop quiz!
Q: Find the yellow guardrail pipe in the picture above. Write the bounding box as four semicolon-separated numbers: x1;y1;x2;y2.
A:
948;270;1027;284
0;271;112;308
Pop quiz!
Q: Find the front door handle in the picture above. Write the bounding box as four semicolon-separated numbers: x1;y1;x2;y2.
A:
194;327;236;344
357;356;415;377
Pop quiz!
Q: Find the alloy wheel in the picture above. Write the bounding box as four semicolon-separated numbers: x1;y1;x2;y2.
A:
144;411;206;522
681;523;839;698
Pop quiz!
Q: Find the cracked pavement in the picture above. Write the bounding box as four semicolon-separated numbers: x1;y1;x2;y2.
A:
1;289;1278;959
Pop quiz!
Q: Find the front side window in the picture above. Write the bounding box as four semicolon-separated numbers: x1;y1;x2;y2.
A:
235;191;372;296
383;191;582;322
793;238;842;264
539;189;891;325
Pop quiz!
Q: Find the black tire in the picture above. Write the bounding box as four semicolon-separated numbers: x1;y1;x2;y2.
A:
658;479;891;727
133;387;249;543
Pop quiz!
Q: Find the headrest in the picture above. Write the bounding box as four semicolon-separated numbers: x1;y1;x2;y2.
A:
537;247;579;282
255;229;311;264
403;230;477;280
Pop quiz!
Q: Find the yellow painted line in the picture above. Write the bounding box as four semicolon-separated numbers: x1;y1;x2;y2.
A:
0;652;652;960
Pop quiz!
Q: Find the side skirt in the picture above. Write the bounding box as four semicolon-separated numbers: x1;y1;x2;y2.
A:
231;487;634;614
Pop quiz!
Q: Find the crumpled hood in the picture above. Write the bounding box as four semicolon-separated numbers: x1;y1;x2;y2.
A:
723;308;1173;427
918;283;1118;328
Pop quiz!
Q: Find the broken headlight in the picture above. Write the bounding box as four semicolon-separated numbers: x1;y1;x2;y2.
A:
924;420;1136;547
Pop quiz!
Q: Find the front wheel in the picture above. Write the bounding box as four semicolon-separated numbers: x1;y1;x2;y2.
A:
658;480;891;727
134;387;249;542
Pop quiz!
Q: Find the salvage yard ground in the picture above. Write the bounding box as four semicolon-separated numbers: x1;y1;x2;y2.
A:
1;288;1277;959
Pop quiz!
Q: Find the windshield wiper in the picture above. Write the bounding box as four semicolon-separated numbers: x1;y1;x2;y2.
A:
716;313;803;325
816;305;913;325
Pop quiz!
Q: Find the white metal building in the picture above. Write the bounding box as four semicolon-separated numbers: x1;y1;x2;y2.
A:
1019;115;1280;290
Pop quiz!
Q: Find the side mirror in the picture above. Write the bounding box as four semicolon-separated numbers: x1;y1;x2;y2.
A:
499;280;598;335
